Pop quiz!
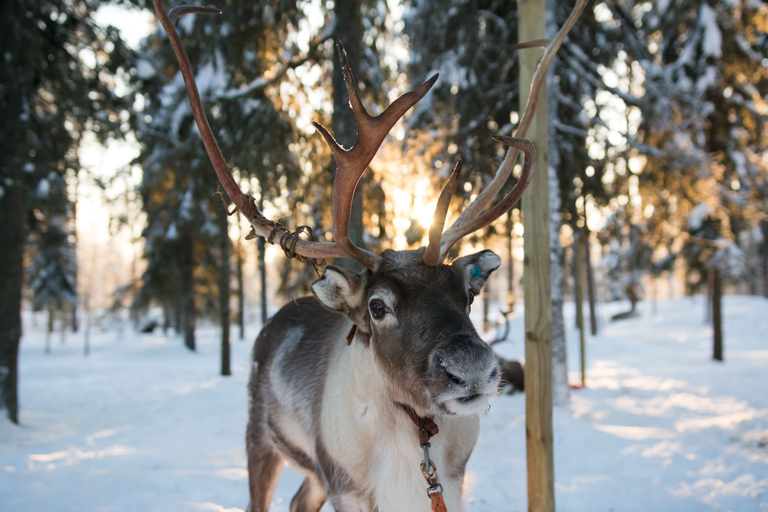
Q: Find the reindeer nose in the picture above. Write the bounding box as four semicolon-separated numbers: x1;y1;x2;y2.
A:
435;340;499;390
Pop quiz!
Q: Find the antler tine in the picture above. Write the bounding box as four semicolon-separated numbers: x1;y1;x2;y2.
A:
313;40;439;270
423;161;463;266
167;5;221;25
439;0;588;243
437;137;535;261
153;0;350;263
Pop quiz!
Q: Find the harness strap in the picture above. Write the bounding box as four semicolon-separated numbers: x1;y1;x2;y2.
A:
398;403;439;445
397;403;446;512
344;324;371;346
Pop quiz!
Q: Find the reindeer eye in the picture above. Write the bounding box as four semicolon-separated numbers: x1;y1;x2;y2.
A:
370;301;386;319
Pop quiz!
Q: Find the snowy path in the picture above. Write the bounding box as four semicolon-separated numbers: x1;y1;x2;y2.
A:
1;296;767;511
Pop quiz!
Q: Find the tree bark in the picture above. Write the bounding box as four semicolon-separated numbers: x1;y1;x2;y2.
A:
59;303;67;345
546;4;569;409
0;184;25;424
583;231;597;335
83;293;91;357
181;235;196;351
331;0;365;273
575;233;586;387
71;174;79;333
162;304;171;334
706;266;714;324
46;306;54;354
712;268;723;361
173;263;182;335
761;221;768;298
218;210;231;376
236;226;245;340
521;0;556;509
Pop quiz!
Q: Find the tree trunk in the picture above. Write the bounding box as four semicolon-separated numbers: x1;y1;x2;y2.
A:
712;268;723;361
546;13;568;408
71;174;79;333
575;233;586;387
583;231;597;335
761;221;768;298
219;210;231;377
331;0;365;273
521;0;555;509
173;263;182;335
236;226;245;340
46;305;54;354
84;294;91;357
184;291;196;351
59;303;67;345
181;236;196;351
706;266;714;324
162;304;171;334
0;184;25;424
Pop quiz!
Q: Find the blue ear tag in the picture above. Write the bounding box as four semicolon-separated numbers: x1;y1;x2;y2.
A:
470;264;482;278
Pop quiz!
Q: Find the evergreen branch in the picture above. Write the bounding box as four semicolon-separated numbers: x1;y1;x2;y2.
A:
215;19;337;101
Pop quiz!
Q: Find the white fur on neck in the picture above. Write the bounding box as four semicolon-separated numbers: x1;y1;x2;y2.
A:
319;326;477;511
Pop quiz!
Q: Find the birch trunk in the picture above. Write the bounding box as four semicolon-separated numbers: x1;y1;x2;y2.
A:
547;3;569;407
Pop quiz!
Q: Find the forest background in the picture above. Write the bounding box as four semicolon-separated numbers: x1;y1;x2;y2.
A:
1;0;767;424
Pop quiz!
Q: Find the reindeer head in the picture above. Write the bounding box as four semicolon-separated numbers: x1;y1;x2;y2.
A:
312;249;502;416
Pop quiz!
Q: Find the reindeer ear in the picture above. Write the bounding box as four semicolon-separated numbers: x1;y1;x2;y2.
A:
311;265;366;314
452;250;501;295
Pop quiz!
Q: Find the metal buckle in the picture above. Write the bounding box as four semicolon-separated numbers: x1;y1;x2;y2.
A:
420;441;438;487
427;483;444;497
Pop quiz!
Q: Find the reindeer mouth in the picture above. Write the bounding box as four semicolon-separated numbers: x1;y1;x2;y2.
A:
457;393;482;403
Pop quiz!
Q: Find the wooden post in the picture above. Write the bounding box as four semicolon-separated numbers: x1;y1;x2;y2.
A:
576;234;586;386
712;268;723;361
520;0;555;509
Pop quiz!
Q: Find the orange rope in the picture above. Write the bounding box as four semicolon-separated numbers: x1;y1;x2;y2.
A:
430;491;448;512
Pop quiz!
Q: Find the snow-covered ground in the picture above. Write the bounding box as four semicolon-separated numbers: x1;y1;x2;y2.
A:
2;296;767;511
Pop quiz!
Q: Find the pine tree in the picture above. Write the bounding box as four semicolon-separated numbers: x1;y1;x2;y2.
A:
607;0;768;294
0;0;134;423
135;0;320;353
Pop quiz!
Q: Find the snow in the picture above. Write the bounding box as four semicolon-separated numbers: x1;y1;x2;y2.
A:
136;58;156;80
689;202;710;231
700;4;723;59
2;296;768;511
36;178;49;198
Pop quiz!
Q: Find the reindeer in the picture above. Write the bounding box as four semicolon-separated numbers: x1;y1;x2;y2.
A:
151;1;586;510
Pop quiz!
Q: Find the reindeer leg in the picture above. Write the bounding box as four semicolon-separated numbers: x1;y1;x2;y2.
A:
246;374;284;512
290;475;327;512
245;429;283;512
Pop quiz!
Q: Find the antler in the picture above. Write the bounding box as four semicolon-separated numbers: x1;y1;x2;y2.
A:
423;0;589;265
152;0;437;271
314;41;438;270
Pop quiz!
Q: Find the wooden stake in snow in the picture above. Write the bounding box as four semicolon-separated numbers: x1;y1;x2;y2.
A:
520;0;554;509
513;1;588;509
